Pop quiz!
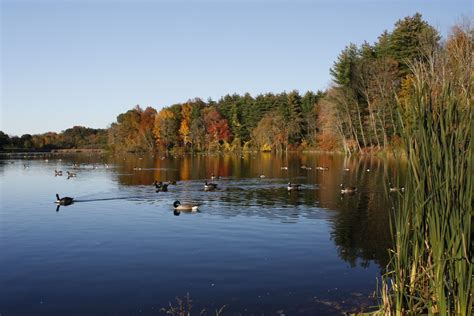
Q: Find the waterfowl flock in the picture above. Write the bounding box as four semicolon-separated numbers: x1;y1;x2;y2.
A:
1;153;403;214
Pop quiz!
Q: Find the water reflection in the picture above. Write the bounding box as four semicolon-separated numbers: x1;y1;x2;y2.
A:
79;152;403;268
1;151;406;314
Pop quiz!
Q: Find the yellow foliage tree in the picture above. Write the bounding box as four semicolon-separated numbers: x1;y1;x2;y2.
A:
153;109;178;148
179;103;192;146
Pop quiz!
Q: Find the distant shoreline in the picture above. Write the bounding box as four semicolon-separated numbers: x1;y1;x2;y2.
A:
0;148;106;154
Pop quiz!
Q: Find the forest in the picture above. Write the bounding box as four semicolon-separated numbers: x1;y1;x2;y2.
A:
1;14;471;155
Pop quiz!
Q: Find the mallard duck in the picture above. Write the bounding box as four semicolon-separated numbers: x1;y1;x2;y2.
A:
204;180;218;191
340;184;357;194
55;194;74;206
287;182;301;191
173;200;198;212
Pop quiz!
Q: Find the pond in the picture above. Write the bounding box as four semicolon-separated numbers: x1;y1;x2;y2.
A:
0;152;405;315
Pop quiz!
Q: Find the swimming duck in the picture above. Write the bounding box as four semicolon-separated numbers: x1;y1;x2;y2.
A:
316;166;329;171
287;182;301;191
204;180;218;191
173;200;198;212
281;166;288;170
340;184;357;194
66;171;77;178
158;183;169;192
55;170;63;176
55;194;74;206
259;174;266;179
210;173;221;180
343;168;350;172
389;183;405;192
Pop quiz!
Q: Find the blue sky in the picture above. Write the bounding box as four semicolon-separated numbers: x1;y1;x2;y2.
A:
1;0;471;135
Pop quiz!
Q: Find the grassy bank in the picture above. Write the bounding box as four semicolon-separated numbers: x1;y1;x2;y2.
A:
376;32;473;315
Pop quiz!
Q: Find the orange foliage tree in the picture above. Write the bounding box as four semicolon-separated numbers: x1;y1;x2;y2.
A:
203;107;232;149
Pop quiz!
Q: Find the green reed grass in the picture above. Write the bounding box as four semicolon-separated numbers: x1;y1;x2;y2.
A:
377;48;473;315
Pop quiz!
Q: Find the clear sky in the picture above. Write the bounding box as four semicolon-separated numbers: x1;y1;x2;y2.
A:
1;0;471;136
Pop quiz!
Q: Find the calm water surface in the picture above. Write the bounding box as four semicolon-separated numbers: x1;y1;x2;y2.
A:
0;153;405;315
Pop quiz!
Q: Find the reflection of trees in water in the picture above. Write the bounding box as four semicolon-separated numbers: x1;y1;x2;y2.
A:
330;191;391;268
63;152;404;270
327;157;406;269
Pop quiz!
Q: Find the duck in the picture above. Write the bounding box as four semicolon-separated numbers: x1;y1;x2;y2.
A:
281;166;288;170
340;184;357;194
204;180;218;191
66;171;77;178
158;183;169;192
316;166;329;171
54;170;63;176
287;182;301;191
169;180;177;185
210;173;221;180
173;200;198;212
343;168;350;172
153;181;168;192
389;183;405;193
55;194;74;206
259;174;266;179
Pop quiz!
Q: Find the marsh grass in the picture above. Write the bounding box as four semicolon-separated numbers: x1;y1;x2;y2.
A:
160;293;227;316
376;32;473;315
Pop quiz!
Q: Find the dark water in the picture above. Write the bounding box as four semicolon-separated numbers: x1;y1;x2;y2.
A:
0;152;405;315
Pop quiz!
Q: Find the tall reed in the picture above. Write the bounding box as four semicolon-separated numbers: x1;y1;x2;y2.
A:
379;29;473;315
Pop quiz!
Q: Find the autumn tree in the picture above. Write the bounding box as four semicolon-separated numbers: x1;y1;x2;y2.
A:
203;106;232;150
153;108;179;149
252;112;288;151
179;103;193;147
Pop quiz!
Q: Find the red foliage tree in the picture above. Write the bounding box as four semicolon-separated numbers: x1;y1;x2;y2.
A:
203;107;232;143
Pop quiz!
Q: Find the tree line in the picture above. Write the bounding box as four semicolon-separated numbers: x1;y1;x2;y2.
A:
1;14;470;154
106;90;323;153
0;126;107;151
